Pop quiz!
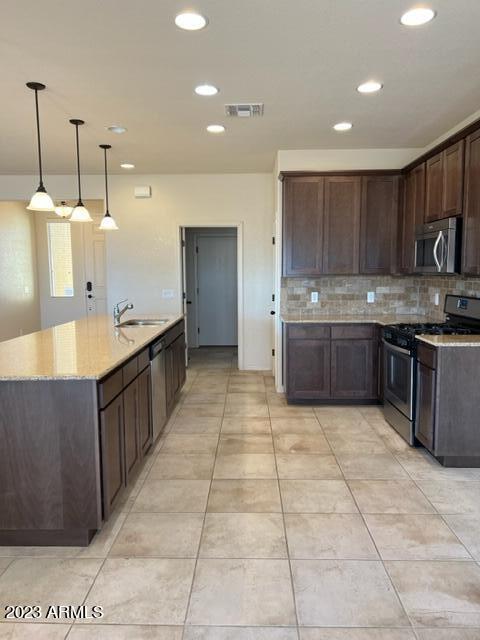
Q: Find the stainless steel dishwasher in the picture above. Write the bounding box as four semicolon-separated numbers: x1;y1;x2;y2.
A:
150;337;167;441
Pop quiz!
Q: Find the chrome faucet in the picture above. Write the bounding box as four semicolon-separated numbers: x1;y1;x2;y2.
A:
113;299;133;325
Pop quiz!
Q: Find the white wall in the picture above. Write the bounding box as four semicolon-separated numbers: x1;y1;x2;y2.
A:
0;201;41;341
0;173;274;369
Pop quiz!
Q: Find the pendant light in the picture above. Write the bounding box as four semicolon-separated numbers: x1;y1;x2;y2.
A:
54;201;73;218
26;82;55;211
69;119;92;222
99;144;119;230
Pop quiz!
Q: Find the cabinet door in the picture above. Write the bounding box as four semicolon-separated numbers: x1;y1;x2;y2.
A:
283;177;324;276
100;395;125;519
360;175;398;274
443;140;464;217
165;344;176;415
425;151;444;222
138;366;152;458
323;176;361;274
331;339;376;399
462;130;480;275
287;339;331;400
176;334;186;390
123;379;140;481
398;164;425;273
415;362;436;452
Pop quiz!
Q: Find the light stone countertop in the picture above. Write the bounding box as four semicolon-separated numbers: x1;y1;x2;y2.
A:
416;334;480;348
281;313;435;326
0;313;184;381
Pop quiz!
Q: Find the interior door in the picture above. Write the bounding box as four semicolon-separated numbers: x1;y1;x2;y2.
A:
35;200;107;328
197;234;237;346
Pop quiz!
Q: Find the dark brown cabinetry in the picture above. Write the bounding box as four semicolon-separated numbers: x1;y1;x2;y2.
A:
123;379;140;481
462;130;480;275
285;323;378;403
416;361;436;452
323;176;361;274
425;141;464;222
100;395;125;519
283;176;324;276
360;175;399;274
282;173;398;277
397;163;425;273
165;333;186;415
138;366;152;457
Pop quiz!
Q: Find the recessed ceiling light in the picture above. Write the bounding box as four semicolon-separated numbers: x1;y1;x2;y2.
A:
175;11;208;30
195;84;219;96
120;163;135;169
207;124;225;133
333;122;353;132
400;7;436;26
357;81;383;94
107;125;127;134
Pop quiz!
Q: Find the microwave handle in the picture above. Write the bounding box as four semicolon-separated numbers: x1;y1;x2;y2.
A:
433;231;442;272
440;232;448;269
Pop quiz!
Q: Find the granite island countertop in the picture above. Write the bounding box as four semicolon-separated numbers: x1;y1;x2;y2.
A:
0;313;184;381
416;334;480;348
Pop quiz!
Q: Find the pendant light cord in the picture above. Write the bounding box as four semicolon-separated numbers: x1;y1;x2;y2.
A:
75;123;82;202
34;89;44;187
104;147;109;214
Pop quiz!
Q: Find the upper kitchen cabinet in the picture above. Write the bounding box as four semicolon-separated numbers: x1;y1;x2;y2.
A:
323;176;361;274
425;141;464;222
462;130;480;275
283;176;324;276
398;163;425;273
360;175;399;274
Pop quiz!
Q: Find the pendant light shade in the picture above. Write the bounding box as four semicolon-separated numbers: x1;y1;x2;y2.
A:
69;119;92;222
99;144;119;230
26;82;55;212
55;201;73;218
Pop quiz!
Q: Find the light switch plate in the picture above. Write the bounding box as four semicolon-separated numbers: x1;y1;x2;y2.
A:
311;291;319;303
434;292;440;306
367;291;375;303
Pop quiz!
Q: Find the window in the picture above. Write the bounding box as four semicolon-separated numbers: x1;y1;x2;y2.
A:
47;222;74;297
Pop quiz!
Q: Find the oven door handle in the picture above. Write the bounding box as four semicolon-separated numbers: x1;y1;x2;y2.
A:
382;339;411;357
433;231;443;272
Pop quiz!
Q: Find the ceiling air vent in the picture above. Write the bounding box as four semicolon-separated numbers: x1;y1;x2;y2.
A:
225;103;264;118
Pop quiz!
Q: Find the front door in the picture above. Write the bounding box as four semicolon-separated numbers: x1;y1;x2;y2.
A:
35;200;107;328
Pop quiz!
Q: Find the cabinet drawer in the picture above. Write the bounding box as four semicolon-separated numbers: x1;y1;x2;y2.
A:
288;324;330;340
137;348;150;372
164;320;185;347
122;356;138;387
417;343;437;369
98;369;123;409
331;324;375;340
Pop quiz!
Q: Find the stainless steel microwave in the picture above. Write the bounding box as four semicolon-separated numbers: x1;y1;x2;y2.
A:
414;217;461;274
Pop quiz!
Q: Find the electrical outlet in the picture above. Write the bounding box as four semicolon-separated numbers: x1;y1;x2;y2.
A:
162;289;175;299
310;291;319;303
434;292;440;306
367;291;375;304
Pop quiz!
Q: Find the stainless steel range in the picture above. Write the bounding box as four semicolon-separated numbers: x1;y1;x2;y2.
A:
382;294;480;445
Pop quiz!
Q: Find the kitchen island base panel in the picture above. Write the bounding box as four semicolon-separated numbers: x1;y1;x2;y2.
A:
435;456;480;468
0;528;96;547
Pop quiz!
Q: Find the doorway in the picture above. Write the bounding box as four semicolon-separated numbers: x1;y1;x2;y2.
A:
182;226;239;361
35;199;107;328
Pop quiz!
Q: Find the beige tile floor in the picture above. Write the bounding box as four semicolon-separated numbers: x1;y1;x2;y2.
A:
1;347;480;638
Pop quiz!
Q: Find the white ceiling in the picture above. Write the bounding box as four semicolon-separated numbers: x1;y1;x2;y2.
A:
2;0;480;174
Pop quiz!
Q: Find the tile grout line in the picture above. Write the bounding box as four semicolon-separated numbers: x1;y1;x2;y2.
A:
180;358;231;639
268;393;302;640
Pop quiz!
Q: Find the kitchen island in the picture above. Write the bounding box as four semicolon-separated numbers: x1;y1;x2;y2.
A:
0;314;185;546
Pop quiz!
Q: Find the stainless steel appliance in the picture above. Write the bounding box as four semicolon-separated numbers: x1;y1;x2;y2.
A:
414;217;461;274
150;337;167;441
382;294;480;445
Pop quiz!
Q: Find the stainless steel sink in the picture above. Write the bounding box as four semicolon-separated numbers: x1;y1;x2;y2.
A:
117;319;169;327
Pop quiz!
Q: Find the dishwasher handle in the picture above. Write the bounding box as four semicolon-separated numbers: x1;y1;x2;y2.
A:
150;338;166;359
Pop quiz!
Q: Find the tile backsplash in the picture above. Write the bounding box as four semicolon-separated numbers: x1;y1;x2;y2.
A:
282;274;480;319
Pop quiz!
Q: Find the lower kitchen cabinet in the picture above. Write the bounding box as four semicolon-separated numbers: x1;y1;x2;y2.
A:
123;378;141;481
138;366;153;457
99;394;125;519
416;360;436;451
285;323;378;403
